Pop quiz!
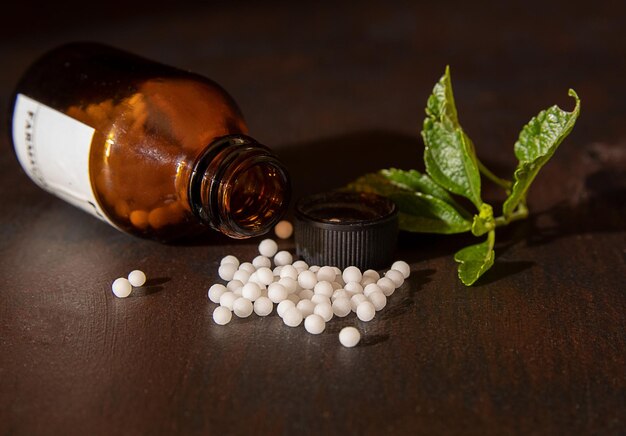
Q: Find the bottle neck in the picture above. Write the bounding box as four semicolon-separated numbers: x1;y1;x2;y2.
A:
188;134;290;238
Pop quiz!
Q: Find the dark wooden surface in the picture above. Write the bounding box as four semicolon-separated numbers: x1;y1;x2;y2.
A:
1;1;625;435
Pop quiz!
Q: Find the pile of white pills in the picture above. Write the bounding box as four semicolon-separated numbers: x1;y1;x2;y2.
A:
207;232;411;347
111;269;147;298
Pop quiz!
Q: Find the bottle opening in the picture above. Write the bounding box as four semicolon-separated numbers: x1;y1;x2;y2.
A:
226;160;288;235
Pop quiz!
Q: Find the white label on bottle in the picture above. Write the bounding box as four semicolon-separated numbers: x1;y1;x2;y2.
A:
12;93;113;224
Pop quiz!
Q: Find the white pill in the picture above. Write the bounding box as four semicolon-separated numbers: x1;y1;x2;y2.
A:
368;291;387;311
256;267;274;285
219;291;237;310
208;283;227;303
385;269;405;288
332;266;342;276
309;265;321;273
226;280;244;292
339;327;361;347
298;270;318;290
332;298;352;317
111;278;132;298
252;255;271;269
391;260;411;279
258;239;279;257
213;306;232;325
218;263;237;281
233;297;254;317
363;283;383;297
344;281;363;294
241;282;262;301
304;314;326;334
296;299;316;317
331;282;343;290
356;301;376;321
220;255;239;267
232;269;251;284
279;265;298;280
298;289;314;300
267;282;288;303
316;266;336;282
377;277;396;296
274;250;293;267
314;280;334;297
362;269;380;281
292;260;309;271
253;296;273;316
238;262;256;274
127;270;146;287
350;294;368;312
342;266;362;284
278;277;298;294
314;303;334;322
277;300;295;318
274;220;294;239
311;294;331;306
361;277;377;287
273;266;283;277
283;307;303;327
287;293;301;304
332;289;349;301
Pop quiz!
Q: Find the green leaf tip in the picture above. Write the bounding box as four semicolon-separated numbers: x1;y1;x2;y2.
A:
454;231;496;286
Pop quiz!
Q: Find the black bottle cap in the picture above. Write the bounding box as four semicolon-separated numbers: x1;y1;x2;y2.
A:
294;191;399;270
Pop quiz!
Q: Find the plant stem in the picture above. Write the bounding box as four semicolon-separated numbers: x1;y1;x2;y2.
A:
495;202;528;226
477;160;512;191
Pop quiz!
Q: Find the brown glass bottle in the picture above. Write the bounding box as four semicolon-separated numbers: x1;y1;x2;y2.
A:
10;43;290;241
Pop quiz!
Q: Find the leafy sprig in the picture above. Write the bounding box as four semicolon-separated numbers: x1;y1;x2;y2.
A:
348;67;581;285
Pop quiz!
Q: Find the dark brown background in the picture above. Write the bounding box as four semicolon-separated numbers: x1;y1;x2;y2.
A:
1;1;624;434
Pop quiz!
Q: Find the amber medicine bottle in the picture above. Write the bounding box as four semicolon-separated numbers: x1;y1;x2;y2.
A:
10;43;290;241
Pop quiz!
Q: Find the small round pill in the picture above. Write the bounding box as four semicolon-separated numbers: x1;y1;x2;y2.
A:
377;277;396;296
287;293;300;304
342;266;362;284
219;291;237;310
314;302;334;322
208;283;227;303
226;280;244;292
267;283;288;303
356;301;376;321
331;282;343;290
274;220;294;239
363;283;383;297
258;239;279;257
283;307;303;327
279;265;298;280
332;289;349;301
252;255;271;269
316;266;336;282
298;270;318;290
339;327;361;347
220;255;239;267
304;314;326;334
218;263;237;281
296;299;316;317
368;291;387;311
278;277;298;294
292;260;309;271
256;267;274;285
350;294;367;312
391;260;411;279
213;306;232;325
277;300;295;318
298;289;314;300
112;278;132;298
253;296;273;316
385;269;405;288
311;294;331;306
274;250;293;267
344;281;363;294
128;270;146;287
273;266;283;276
314;281;334;298
332;298;352;317
361;277;377;287
233;297;254;318
232;269;251;284
241;282;262;301
238;262;256;274
309;265;320;273
362;269;380;281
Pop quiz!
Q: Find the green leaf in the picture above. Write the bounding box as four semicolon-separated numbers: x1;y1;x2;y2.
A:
471;203;495;236
454;231;495;286
502;89;581;217
347;172;472;234
422;66;482;208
